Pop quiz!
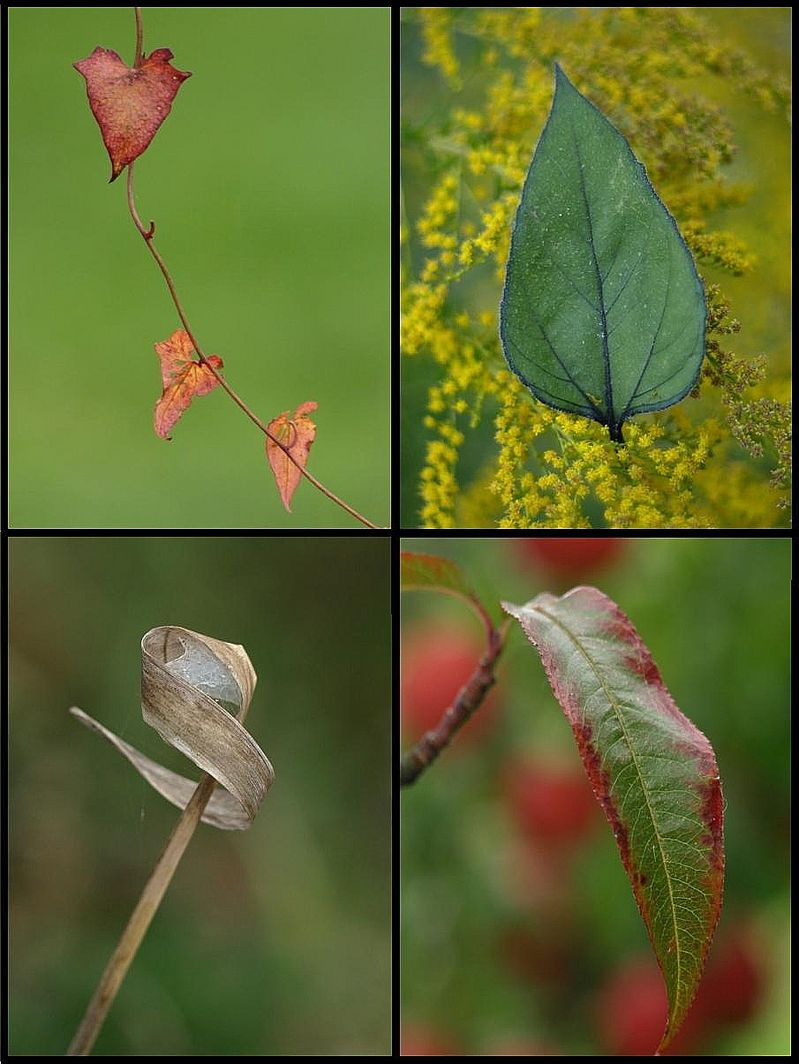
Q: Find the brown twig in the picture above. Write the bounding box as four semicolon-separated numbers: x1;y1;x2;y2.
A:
400;619;509;787
133;6;143;67
123;9;382;530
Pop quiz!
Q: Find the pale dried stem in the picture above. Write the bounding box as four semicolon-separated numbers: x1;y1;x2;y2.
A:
66;772;217;1055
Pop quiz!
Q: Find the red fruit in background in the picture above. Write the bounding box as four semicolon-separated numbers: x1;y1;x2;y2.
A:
512;538;627;580
596;957;666;1056
505;760;599;847
596;930;763;1056
401;1026;461;1056
401;621;501;744
595;956;703;1056
694;928;763;1024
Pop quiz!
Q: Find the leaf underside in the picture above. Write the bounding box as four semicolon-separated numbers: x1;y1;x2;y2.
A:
400;550;474;599
500;64;706;442
400;551;489;630
503;586;723;1053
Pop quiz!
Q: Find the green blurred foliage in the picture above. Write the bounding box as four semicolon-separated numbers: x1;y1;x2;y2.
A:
9;537;391;1054
9;8;389;528
400;537;790;1054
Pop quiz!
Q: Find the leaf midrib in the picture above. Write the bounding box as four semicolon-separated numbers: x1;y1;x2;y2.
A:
567;111;614;429
531;603;682;1014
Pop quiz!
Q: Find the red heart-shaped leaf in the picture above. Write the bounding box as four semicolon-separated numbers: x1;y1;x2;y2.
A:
74;46;191;181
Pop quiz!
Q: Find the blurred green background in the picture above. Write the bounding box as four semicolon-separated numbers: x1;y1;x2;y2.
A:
400;8;791;526
400;537;790;1055
9;536;391;1055
9;7;389;528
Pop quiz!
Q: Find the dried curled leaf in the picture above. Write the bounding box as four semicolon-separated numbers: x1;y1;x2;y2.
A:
153;329;223;440
266;400;318;511
74;46;191;181
71;626;275;830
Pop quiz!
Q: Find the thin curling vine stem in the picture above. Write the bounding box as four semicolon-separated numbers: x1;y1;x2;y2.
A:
133;6;143;67
124;9;381;530
399;619;509;787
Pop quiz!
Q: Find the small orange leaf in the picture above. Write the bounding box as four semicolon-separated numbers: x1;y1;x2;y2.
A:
266;402;318;512
74;46;191;181
153;329;223;440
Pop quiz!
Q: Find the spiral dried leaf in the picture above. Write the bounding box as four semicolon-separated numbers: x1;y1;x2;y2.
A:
71;626;274;830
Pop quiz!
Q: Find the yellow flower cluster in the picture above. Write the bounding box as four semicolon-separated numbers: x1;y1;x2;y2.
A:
402;6;790;527
458;194;516;277
419;8;460;88
683;222;756;276
488;403;728;529
400;280;448;357
417;172;460;251
419;435;460;528
419;341;499;527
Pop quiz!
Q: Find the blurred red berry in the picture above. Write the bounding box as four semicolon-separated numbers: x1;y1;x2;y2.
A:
512;538;627;580
401;621;501;745
596;957;666;1055
595;956;704;1056
401;1026;461;1056
505;760;599;848
694;929;763;1024
595;929;763;1056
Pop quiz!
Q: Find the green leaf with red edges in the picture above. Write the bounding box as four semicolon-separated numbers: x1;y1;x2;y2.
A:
502;585;723;1054
400;551;492;631
153;329;223;440
74;46;191;181
266;401;318;512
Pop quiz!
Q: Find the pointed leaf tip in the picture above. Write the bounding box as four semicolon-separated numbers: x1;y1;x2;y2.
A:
266;402;318;511
74;45;191;180
503;586;723;1053
153;329;222;440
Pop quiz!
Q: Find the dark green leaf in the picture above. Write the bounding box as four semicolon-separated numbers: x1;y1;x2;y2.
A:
503;586;723;1053
500;65;706;442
